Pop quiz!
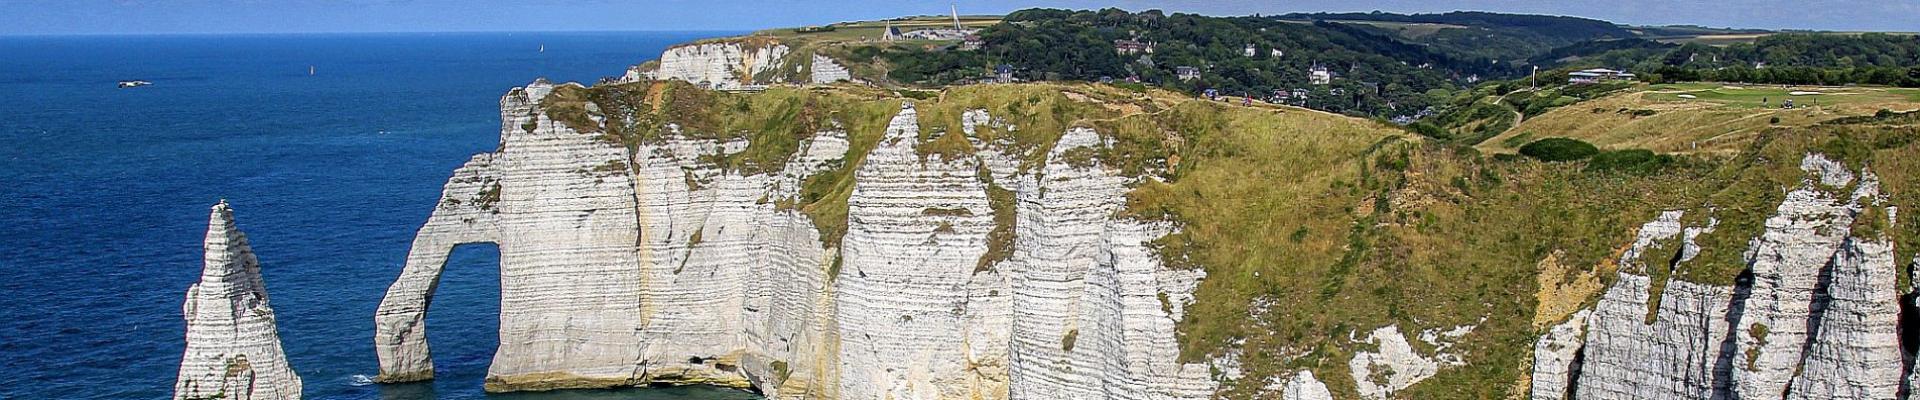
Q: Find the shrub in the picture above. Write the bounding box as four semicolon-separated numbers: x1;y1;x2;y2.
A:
1406;122;1446;138
1587;149;1675;174
1518;138;1600;162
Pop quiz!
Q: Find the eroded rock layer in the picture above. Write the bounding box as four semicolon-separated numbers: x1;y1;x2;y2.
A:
375;84;1213;399
175;202;302;400
631;42;791;90
1532;154;1907;400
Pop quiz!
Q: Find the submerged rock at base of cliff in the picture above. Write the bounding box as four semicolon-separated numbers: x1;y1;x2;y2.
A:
175;201;302;400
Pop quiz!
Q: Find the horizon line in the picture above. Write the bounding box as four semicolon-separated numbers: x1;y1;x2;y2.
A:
0;29;752;38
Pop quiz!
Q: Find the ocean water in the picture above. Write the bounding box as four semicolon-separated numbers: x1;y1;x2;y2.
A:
0;32;762;399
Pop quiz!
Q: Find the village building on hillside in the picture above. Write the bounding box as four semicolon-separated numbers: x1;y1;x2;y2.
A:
1244;43;1258;57
882;21;904;41
1568;68;1635;84
959;35;983;51
1175;66;1201;81
1114;39;1154;55
1271;48;1285;58
1309;65;1333;85
901;28;976;41
995;64;1016;83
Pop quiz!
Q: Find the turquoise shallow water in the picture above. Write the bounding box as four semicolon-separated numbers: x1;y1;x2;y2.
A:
0;32;760;399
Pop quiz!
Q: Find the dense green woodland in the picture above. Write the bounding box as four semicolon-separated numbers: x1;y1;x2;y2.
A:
863;9;1920;120
1279;11;1637;61
878;9;1492;117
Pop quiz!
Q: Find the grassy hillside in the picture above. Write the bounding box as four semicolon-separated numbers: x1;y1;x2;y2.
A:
540;79;1920;398
1478;83;1920;154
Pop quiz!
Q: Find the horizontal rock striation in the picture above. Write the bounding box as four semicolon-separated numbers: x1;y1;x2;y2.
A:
627;41;862;89
175;201;302;400
1529;310;1590;400
376;83;1213;399
1533;154;1908;400
377;79;649;389
809;54;853;84
631;42;790;90
835;104;1000;399
1003;127;1210;400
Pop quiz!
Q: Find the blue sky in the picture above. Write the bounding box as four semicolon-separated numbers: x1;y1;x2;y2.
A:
5;0;1916;35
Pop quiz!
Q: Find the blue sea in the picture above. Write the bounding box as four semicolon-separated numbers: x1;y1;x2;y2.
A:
0;32;763;399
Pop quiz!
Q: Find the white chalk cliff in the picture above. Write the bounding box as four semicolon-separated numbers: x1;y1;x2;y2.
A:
626;40;859;89
1530;154;1909;400
374;81;1213;399
175;201;302;400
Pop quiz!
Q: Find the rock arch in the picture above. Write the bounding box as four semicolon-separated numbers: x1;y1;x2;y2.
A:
373;153;504;382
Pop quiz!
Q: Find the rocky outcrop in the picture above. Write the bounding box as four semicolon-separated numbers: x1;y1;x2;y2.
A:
1282;371;1333;400
175;201;302;400
835;104;1001;399
376;84;1213;398
1529;310;1589;400
1531;154;1906;400
1347;325;1463;399
632;42;790;90
1001;127;1211;400
625;41;863;89
809;55;852;84
375;80;650;390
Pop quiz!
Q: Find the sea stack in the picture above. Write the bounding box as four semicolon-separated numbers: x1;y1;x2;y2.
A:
174;201;302;400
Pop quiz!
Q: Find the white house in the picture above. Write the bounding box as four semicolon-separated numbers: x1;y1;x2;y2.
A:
1567;68;1635;84
1309;65;1332;85
1176;66;1201;81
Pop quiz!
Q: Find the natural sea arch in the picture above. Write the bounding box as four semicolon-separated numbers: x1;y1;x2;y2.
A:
423;243;504;385
372;235;502;383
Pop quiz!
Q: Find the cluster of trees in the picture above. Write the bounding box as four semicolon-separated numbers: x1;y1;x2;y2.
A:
878;8;1487;117
1539;33;1920;87
1645;65;1920;87
864;9;1920;120
1280;11;1635;61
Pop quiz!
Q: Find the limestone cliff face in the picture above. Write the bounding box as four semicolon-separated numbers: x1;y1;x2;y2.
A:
1001;128;1210;400
175;202;301;400
809;55;853;84
375;80;650;390
1530;154;1907;400
835;104;1001;399
626;41;857;89
375;83;1213;399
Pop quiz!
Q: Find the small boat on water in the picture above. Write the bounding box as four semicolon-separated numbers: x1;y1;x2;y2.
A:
117;80;152;88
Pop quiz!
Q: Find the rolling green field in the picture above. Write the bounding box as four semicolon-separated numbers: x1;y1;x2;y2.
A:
751;15;1001;43
1645;82;1920;108
1479;83;1920;155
